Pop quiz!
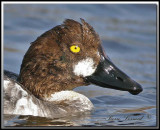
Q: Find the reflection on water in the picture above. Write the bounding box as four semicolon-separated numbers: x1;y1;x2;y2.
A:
4;47;21;53
3;106;156;126
117;106;156;113
3;3;157;127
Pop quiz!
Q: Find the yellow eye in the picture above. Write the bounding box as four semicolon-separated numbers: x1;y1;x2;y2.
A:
70;45;80;53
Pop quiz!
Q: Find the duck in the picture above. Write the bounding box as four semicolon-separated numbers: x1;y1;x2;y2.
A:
3;18;143;119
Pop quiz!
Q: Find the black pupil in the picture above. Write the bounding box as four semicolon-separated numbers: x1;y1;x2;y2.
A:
75;47;77;49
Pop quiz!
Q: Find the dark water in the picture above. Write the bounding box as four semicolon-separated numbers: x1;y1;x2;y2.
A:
3;3;157;127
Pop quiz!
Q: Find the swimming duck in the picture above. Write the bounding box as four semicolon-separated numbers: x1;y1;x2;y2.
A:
4;18;143;118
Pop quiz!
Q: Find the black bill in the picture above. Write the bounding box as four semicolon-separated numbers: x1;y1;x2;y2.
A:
86;46;143;95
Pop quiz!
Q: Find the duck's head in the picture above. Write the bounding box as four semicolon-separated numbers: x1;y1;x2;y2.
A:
18;18;142;100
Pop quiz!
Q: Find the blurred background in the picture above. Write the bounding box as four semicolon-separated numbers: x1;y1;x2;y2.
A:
3;3;157;126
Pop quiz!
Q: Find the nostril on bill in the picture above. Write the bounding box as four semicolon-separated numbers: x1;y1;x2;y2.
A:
116;77;124;82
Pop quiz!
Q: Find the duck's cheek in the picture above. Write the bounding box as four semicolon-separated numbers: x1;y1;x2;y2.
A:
73;58;97;77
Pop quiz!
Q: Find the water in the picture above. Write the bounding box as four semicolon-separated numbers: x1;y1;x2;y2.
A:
3;3;157;127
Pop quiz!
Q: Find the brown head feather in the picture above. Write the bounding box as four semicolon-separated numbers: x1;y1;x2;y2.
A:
18;19;101;100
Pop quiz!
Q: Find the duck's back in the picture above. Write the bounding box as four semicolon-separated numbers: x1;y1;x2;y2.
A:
3;70;93;118
4;70;66;118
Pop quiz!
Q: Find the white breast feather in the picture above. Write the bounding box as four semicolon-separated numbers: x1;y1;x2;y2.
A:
46;91;94;112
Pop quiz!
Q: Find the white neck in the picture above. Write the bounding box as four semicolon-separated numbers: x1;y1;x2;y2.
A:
44;90;94;112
